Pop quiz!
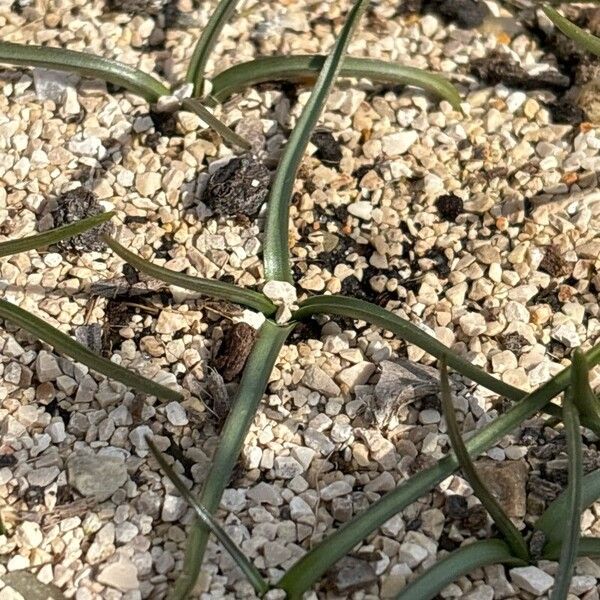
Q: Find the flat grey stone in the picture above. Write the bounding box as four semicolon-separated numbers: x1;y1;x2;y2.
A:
67;452;127;502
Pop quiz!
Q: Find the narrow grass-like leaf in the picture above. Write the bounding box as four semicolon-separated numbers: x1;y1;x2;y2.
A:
294;295;522;401
104;236;276;315
181;97;251;149
1;572;65;600
440;359;529;560
0;509;7;535
569;349;600;436
0;212;113;258
543;6;600;57
0;299;181;401
0;41;169;101
208;55;461;109
393;540;524;600
277;340;600;598
550;392;583;600
147;438;269;596
544;537;600;561
263;0;371;283
172;319;293;599
537;470;600;547
186;0;241;94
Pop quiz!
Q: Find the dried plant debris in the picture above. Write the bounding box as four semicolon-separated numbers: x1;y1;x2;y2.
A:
50;188;113;252
471;50;569;91
203;155;271;217
538;245;571;278
213;322;257;381
371;360;439;427
105;0;170;15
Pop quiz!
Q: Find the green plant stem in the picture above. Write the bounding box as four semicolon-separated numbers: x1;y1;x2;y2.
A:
277;340;600;598
294;296;522;400
187;0;241;94
147;439;269;596
0;41;169;101
0;212;114;258
394;540;525;600
0;299;181;402
207;55;462;109
181;98;251;149
550;393;583;600
171;319;293;599
103;236;276;315
439;359;529;561
262;0;371;283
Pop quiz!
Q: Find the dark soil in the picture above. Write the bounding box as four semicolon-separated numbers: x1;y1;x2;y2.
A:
435;193;464;222
539;245;571;278
423;0;489;29
311;130;343;168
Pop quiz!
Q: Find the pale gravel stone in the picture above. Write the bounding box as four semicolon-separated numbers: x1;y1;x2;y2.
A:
97;558;139;591
165;402;188;426
67;452;127;502
302;365;341;397
320;480;352;501
510;566;554;595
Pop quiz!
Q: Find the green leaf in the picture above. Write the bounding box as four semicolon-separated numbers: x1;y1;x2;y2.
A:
439;358;529;560
277;339;600;598
186;0;242;94
538;470;600;549
181;97;251;149
1;572;65;600
544;537;600;561
394;540;524;600
294;295;523;401
569;349;600;436
171;319;293;599
550;391;583;600
147;438;269;596
0;41;169;101
263;0;371;283
543;5;600;57
208;54;462;109
0;212;114;258
0;299;182;402
103;236;276;315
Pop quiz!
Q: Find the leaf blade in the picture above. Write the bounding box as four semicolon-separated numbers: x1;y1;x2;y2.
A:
103;236;276;315
147;438;269;596
439;358;529;560
263;0;371;283
550;389;583;600
543;5;600;57
0;299;182;401
394;540;524;600
208;55;461;109
277;334;600;598
181;97;250;149
171;319;293;599
294;295;522;401
0;41;169;101
186;0;242;94
0;212;114;258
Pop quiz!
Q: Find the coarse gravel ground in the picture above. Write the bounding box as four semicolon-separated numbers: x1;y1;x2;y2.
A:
1;0;600;598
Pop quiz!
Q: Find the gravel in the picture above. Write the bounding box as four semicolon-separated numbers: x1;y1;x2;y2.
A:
1;1;600;598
